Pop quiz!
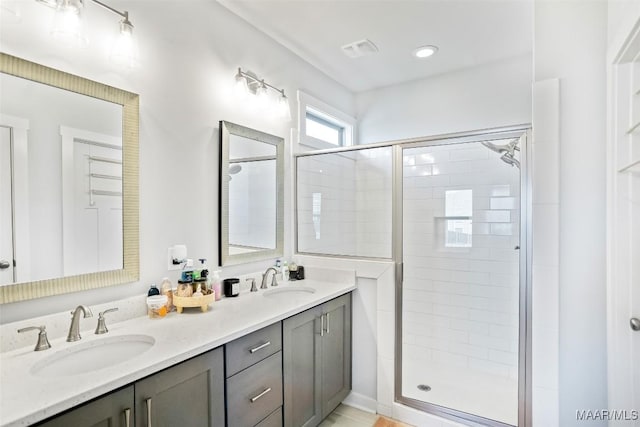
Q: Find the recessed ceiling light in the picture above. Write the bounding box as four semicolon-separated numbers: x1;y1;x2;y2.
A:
413;45;438;59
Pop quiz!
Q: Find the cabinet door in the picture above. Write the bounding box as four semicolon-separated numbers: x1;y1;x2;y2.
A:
135;347;225;427
321;293;351;418
283;306;323;427
36;386;133;427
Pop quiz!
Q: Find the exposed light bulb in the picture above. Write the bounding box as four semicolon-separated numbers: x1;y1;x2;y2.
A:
234;69;249;99
110;17;138;68
276;92;291;121
255;81;269;110
51;0;87;47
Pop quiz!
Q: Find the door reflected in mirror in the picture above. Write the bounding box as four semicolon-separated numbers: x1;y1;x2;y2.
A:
219;121;283;266
0;72;124;285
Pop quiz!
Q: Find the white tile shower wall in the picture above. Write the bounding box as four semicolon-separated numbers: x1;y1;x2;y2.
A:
355;148;393;258
297;147;393;259
297;153;357;255
402;143;520;380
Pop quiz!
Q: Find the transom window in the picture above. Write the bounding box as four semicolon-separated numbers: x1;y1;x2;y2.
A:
298;90;355;149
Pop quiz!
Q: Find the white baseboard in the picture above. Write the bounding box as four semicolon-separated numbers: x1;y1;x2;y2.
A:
342;391;378;414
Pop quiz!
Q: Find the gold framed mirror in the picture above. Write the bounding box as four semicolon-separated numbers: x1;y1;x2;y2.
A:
0;53;139;304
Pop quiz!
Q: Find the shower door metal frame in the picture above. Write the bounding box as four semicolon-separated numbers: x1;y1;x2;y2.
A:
292;124;532;427
393;129;532;427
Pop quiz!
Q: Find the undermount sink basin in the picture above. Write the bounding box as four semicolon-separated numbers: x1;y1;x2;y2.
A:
31;334;155;377
263;286;316;297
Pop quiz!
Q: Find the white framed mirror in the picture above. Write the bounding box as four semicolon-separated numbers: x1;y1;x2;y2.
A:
219;121;284;266
0;53;139;304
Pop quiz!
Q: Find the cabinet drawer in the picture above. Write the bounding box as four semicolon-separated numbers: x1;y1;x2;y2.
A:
227;352;283;427
256;407;283;427
226;322;282;377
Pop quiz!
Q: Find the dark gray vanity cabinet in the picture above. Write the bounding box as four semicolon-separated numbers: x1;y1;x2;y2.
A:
36;348;225;427
282;293;351;427
135;347;226;427
225;322;284;427
35;385;134;427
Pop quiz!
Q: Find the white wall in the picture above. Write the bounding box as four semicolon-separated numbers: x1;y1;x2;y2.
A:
356;54;532;145
0;0;355;323
533;1;608;426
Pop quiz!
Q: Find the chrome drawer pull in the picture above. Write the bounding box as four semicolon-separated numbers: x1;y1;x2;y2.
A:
124;408;131;427
145;398;152;427
250;387;272;403
249;341;271;353
325;313;330;334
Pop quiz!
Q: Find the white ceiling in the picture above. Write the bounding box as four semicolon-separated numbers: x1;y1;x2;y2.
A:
217;0;533;93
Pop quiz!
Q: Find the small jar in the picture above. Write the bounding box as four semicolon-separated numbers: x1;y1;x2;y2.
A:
223;278;240;297
147;295;168;318
193;278;207;293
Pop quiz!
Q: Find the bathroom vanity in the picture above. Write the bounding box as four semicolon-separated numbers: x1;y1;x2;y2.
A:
0;274;354;427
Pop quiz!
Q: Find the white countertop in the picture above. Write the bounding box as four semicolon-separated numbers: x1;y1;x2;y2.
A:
0;276;355;427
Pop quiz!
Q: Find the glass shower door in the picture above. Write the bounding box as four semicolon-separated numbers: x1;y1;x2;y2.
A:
400;139;522;426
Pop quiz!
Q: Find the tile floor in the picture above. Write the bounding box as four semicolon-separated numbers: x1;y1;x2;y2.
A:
319;404;413;427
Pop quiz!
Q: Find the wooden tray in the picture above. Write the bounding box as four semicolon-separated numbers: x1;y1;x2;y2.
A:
173;293;215;313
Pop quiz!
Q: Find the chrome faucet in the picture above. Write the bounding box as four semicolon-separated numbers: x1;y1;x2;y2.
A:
261;267;278;289
17;325;51;351
67;305;93;342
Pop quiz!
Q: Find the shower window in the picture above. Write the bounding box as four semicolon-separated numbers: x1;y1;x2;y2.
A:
444;189;472;248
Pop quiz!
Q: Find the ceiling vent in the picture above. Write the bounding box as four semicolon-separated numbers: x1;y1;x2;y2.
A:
341;39;379;58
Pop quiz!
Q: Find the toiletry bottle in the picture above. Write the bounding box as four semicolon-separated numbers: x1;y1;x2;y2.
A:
160;277;174;312
181;259;194;282
148;284;160;296
212;270;222;301
282;261;289;281
199;259;209;291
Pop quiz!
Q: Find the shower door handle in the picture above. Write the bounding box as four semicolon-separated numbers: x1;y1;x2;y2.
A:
0;260;10;269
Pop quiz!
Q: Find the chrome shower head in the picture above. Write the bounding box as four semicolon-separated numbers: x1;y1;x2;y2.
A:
500;152;520;169
482;139;520;169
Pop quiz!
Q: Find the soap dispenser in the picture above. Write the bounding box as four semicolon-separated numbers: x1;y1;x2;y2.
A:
212;270;222;301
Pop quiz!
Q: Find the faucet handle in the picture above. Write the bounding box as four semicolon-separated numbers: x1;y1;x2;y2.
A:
271;274;278;287
247;278;258;292
95;308;118;335
18;325;51;351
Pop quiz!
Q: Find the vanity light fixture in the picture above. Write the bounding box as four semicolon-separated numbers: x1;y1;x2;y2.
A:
49;0;87;47
413;45;439;59
234;67;291;121
36;0;139;68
